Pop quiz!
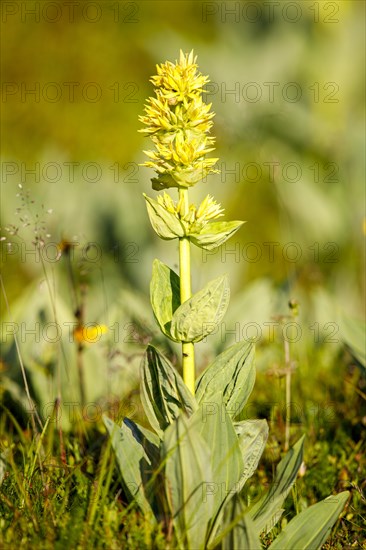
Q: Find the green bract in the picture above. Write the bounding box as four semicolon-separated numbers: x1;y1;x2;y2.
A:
103;50;349;549
144;192;245;251
190;220;245;250
144;194;185;239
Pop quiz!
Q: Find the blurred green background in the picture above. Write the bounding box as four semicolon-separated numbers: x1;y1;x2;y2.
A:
1;0;365;420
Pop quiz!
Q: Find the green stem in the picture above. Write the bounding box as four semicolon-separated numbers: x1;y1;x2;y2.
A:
178;188;195;395
284;337;291;452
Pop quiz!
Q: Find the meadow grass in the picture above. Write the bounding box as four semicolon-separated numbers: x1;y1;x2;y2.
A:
1;346;364;549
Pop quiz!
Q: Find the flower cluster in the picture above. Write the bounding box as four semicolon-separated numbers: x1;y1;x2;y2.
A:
156;192;224;233
139;50;219;189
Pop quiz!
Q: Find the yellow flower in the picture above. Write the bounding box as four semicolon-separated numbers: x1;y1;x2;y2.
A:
139;50;219;189
156;192;224;233
196;194;224;222
74;324;108;344
151;50;209;105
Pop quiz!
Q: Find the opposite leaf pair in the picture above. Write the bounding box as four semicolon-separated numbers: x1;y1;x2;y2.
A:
144;193;244;250
150;259;230;343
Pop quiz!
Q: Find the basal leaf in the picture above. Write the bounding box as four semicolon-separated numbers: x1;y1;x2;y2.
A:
170;274;230;343
103;415;156;517
162;414;213;550
123;417;160;463
268;491;349;550
341;315;366;368
140;345;198;437
191;392;244;523
250;435;305;534
221;495;262;550
195;341;255;418
235;419;269;491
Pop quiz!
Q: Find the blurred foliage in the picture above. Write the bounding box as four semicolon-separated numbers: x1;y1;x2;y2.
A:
1;0;364;313
0;1;365;546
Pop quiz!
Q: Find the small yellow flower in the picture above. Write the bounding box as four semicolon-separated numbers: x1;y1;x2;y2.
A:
74;324;108;344
139;50;219;190
196;195;224;222
156;193;224;234
151;50;209;105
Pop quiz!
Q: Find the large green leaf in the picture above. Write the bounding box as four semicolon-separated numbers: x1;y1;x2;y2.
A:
170;274;230;343
195;341;255;418
162;414;213;550
191;392;244;523
140;345;197;437
150;259;181;340
190;220;245;250
341;315;366;368
268;491;349;550
235;419;269;491
103;415;157;517
250;435;305;534
222;495;262;550
144;193;185;239
123;417;161;462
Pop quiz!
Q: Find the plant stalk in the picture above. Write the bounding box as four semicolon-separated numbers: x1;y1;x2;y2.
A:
284;337;291;452
178;188;195;395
